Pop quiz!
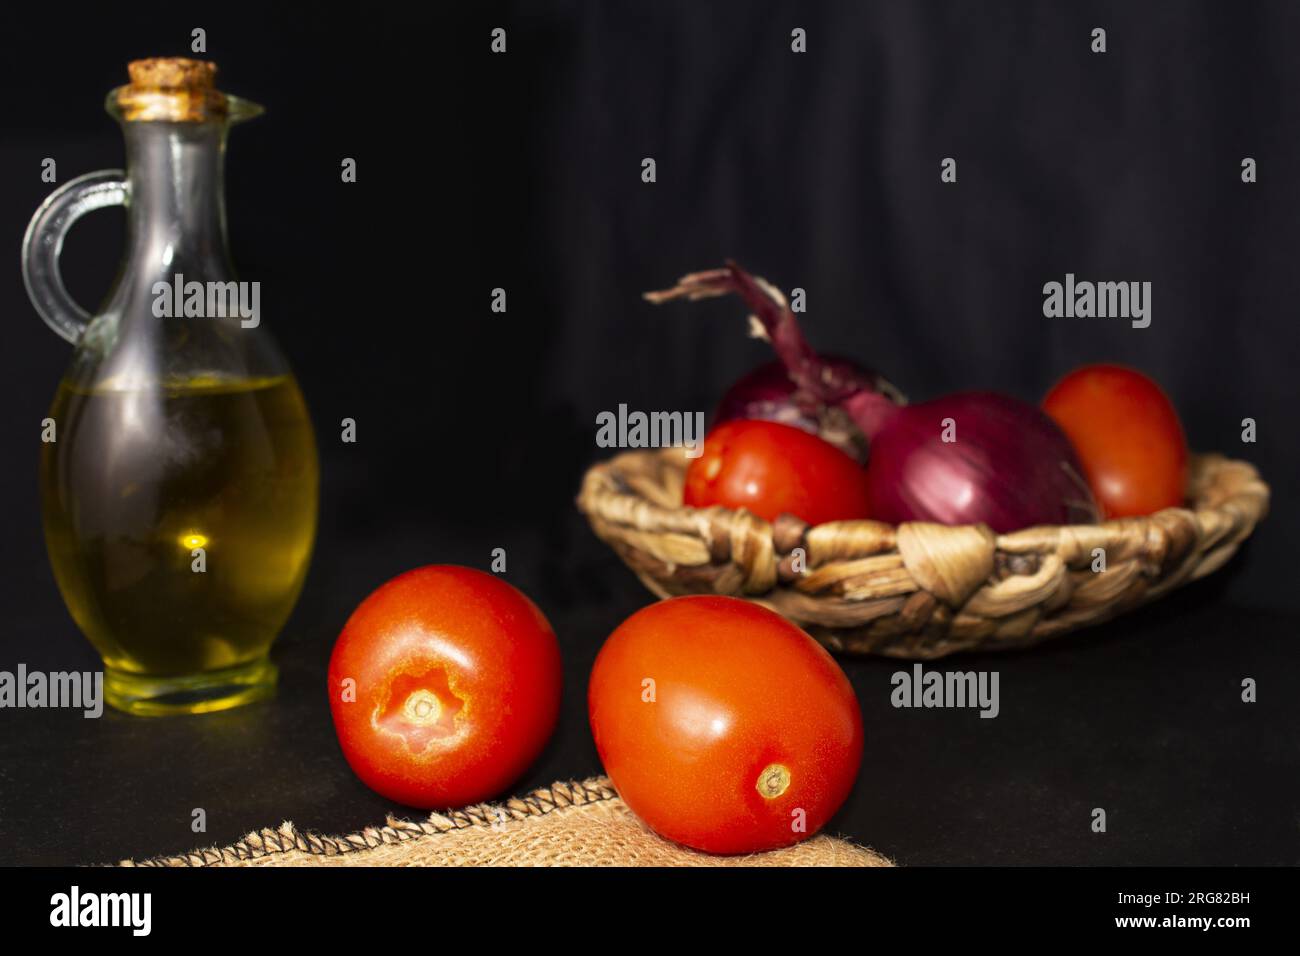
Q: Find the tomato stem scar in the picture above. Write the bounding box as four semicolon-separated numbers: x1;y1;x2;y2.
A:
374;667;466;752
756;763;791;798
403;689;442;725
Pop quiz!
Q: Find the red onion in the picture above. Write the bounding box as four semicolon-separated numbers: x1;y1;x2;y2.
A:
646;269;905;462
844;389;1098;532
647;262;1098;532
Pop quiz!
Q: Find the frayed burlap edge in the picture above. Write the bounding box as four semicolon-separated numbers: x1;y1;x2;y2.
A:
118;776;892;867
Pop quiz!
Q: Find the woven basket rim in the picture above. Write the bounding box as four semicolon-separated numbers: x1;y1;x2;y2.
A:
580;448;1265;549
576;449;1269;657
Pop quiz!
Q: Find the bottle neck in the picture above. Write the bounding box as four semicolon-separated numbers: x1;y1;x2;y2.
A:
122;120;230;277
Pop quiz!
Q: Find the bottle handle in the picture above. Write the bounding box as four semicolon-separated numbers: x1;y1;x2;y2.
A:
22;170;129;344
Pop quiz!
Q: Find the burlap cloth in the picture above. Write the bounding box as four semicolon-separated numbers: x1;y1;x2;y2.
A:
120;777;891;867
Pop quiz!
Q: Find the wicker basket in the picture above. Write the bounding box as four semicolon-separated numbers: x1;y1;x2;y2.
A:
577;450;1268;659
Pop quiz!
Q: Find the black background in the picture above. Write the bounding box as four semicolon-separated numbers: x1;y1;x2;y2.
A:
0;2;1296;867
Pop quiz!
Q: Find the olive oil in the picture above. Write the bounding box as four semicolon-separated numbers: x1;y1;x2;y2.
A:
40;374;318;714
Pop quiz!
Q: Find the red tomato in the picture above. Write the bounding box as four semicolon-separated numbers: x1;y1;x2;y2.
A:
327;565;562;809
588;595;863;855
684;419;872;525
1042;364;1188;518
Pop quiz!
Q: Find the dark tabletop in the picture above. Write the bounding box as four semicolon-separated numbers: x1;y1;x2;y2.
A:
1;500;1295;867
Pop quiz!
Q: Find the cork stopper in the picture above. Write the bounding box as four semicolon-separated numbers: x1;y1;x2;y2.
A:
128;58;217;91
115;57;227;122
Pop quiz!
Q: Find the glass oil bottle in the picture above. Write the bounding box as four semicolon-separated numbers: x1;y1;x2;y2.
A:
23;59;318;715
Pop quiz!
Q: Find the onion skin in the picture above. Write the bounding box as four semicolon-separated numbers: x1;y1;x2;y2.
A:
849;390;1099;533
713;360;821;431
713;358;892;460
714;357;898;426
